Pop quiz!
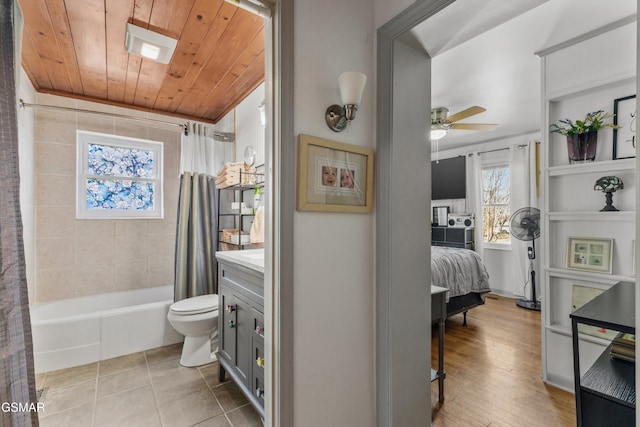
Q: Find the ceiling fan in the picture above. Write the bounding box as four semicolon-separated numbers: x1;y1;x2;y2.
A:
430;106;498;140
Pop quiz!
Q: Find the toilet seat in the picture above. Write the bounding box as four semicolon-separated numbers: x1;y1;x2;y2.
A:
170;294;219;315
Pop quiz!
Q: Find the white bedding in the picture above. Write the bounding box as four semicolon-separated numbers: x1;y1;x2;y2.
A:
431;246;491;302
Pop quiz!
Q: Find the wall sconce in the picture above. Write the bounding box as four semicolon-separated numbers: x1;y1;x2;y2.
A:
125;23;177;64
325;71;367;132
259;100;266;128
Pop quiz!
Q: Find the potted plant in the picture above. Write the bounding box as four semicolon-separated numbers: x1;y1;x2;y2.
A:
550;110;620;164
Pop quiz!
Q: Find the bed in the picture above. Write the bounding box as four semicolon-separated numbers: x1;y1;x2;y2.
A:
431;245;491;325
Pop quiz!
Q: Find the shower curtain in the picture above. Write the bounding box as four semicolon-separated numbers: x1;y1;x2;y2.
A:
0;0;39;425
174;123;220;301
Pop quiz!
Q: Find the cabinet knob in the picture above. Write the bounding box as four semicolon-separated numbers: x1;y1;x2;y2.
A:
256;357;265;367
255;387;264;398
226;304;235;313
255;326;264;335
228;320;236;328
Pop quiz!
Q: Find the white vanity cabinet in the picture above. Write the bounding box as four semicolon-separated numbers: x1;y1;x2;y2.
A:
215;250;265;418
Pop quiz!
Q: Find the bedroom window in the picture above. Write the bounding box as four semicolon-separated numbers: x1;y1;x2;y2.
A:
482;166;510;244
76;131;164;219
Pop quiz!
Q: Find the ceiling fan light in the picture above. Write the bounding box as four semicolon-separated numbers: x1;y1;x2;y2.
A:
430;128;447;141
125;23;177;64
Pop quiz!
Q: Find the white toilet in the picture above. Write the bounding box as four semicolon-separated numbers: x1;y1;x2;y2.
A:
167;294;219;367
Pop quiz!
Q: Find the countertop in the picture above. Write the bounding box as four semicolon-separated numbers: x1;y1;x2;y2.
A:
215;249;264;274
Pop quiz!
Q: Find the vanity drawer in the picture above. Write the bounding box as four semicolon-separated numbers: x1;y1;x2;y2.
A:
253;340;265;375
252;307;265;377
219;287;237;364
253;370;265;407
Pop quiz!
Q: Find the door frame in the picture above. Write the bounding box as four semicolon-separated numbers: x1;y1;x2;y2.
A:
375;1;455;424
265;0;294;426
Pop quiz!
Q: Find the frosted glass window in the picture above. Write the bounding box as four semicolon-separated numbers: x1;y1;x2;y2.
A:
77;131;163;219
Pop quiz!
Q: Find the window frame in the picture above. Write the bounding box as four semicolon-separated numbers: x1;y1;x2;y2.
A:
76;130;164;219
481;162;511;248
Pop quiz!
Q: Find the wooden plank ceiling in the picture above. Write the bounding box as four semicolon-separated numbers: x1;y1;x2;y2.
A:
18;0;265;124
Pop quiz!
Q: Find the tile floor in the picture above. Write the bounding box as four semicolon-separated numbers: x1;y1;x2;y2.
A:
36;343;263;427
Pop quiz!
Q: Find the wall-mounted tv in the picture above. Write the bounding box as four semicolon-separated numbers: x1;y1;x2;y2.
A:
431;156;466;200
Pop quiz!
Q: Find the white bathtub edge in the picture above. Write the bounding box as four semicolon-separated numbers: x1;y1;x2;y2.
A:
34;343;101;373
31;286;182;373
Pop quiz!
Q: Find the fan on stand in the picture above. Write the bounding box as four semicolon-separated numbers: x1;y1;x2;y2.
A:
510;207;541;311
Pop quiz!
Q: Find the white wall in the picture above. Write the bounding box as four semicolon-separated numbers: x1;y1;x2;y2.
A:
292;0;375;424
235;83;265;167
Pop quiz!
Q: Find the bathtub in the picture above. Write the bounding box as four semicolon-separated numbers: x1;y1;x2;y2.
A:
30;285;183;373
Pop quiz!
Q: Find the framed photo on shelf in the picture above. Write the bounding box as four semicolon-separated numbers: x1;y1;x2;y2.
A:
297;134;374;213
566;237;613;274
613;94;636;160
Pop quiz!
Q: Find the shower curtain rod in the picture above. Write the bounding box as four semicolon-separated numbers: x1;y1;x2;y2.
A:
18;99;235;142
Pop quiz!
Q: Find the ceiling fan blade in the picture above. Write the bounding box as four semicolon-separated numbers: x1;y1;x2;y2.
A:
445;106;486;123
449;123;498;131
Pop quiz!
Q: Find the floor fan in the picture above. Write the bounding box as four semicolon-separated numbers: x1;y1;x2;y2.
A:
510;207;541;311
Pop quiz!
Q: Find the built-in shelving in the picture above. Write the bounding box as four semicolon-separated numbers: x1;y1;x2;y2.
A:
545;75;636;103
538;16;637;402
546;267;635;284
548;159;636;176
547;212;635;221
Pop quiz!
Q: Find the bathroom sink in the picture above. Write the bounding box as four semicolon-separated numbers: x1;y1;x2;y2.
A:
216;249;264;274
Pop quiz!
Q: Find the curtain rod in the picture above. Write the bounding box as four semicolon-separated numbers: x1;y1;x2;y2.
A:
18;100;235;142
468;143;533;156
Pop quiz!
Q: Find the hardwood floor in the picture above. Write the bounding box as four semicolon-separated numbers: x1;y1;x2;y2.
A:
431;294;576;426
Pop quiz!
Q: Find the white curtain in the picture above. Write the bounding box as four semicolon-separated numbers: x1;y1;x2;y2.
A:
180;122;220;176
509;142;533;299
466;152;484;258
174;123;222;301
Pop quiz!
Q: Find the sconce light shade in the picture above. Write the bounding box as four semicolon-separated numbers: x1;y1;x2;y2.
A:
326;71;367;132
339;72;367;106
125;23;177;64
259;100;266;128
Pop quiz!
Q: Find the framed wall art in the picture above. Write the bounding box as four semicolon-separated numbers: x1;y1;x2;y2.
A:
613;94;636;160
565;237;613;274
297;134;374;213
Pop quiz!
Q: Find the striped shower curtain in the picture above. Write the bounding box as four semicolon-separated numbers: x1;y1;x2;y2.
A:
0;0;39;425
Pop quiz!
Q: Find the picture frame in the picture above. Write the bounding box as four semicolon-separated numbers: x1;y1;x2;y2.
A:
565;237;613;274
613;95;636;160
432;206;450;227
297;134;374;213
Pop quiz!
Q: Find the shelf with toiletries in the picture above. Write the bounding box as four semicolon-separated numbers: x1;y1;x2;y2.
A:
216;169;265;251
